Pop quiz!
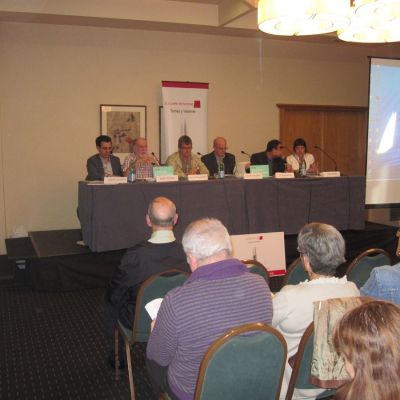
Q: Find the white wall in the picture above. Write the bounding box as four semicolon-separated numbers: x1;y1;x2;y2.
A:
0;21;398;254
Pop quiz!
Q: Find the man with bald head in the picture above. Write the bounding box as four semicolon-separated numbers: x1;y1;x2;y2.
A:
201;136;236;176
122;137;159;179
103;197;189;368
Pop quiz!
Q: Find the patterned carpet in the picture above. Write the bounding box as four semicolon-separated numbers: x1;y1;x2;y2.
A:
0;286;156;400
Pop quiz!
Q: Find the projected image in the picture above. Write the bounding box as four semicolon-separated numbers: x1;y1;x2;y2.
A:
366;58;400;205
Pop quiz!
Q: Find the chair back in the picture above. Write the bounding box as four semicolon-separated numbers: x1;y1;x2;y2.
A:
133;269;189;342
282;257;308;286
242;259;270;286
285;323;335;400
194;323;287;400
346;248;391;288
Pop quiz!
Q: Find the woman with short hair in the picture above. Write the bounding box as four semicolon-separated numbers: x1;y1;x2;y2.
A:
333;300;400;400
273;222;359;399
286;138;317;173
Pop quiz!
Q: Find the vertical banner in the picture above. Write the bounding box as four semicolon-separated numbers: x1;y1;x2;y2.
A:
161;81;209;162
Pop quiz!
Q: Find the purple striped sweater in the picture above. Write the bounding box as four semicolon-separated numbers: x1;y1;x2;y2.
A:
146;258;273;400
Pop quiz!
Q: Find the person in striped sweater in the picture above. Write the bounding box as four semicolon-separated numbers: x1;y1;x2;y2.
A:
146;218;273;400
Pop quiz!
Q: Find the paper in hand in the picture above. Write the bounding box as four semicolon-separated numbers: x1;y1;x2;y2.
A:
145;298;163;320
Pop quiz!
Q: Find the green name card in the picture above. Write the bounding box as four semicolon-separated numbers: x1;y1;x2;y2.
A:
153;166;174;177
250;165;269;178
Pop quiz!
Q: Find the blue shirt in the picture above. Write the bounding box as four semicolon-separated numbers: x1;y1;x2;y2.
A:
360;263;400;305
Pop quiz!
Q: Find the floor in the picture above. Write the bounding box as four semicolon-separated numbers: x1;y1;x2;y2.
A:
0;286;156;400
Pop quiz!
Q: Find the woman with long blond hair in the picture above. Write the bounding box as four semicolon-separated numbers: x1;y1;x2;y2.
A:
333;301;400;400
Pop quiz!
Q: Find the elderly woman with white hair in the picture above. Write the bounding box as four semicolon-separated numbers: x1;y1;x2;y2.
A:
273;222;360;400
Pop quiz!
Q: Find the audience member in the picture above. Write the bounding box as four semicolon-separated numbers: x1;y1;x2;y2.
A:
360;263;400;304
201;137;236;175
86;135;123;180
250;139;286;176
146;218;273;400
286;138;317;173
333;300;400;400
165;135;209;177
122;137;159;179
102;197;189;368
273;222;359;400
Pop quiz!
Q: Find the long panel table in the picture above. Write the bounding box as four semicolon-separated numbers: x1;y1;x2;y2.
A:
78;176;365;252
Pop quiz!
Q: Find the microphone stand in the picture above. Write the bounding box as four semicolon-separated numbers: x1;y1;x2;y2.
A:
314;145;338;171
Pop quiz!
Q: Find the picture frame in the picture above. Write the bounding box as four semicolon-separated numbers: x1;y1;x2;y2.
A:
100;104;146;159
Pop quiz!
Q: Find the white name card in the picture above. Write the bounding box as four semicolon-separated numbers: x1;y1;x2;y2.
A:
320;171;341;177
187;174;208;181
243;172;263;180
104;177;128;184
155;175;179;183
275;172;295;179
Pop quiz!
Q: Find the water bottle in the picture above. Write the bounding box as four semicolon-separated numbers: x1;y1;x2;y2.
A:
128;161;136;183
218;161;225;179
299;158;307;177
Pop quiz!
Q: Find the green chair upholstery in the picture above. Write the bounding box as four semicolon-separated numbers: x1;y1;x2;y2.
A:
242;259;270;286
194;323;287;400
346;248;391;289
114;269;189;400
282;257;308;287
285;323;335;400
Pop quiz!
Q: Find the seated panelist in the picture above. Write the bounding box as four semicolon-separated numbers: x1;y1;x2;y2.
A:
286;138;317;173
86;135;123;181
201;137;236;176
122;137;159;180
165;135;209;178
250;139;286;176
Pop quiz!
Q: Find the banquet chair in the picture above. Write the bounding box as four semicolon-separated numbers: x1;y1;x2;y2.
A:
114;269;189;400
282;257;308;287
346;248;391;289
242;259;270;285
285;323;335;400
194;323;287;400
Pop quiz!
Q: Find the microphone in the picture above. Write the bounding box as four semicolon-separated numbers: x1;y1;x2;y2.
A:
314;145;338;171
151;152;161;165
196;152;203;156
241;150;251;158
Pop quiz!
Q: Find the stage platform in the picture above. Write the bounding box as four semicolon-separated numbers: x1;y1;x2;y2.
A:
4;223;399;292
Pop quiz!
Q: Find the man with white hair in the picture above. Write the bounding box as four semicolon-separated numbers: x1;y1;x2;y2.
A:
146;218;273;400
122;137;159;179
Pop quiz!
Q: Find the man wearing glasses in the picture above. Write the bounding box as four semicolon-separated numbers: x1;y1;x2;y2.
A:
250;139;286;176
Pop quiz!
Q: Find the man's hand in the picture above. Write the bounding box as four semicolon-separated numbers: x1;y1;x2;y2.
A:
151;319;156;332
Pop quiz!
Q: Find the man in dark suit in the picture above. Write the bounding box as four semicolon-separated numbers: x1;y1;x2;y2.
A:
201;137;236;176
250;139;286;176
86;135;123;180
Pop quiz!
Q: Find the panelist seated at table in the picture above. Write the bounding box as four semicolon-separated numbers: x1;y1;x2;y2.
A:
86;135;123;181
201;136;236;176
165;135;209;178
250;139;286;176
122;137;159;180
286;138;317;174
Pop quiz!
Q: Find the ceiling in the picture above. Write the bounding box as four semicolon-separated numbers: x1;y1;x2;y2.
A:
0;0;398;48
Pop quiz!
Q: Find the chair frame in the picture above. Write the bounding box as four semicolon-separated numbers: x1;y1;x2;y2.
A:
346;248;391;281
282;257;306;286
285;323;334;400
194;322;287;400
114;268;189;400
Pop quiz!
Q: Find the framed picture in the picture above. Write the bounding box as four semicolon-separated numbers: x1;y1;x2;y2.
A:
100;104;146;157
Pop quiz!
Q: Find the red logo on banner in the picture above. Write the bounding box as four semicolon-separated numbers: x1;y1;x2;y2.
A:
259;236;263;240
194;100;201;108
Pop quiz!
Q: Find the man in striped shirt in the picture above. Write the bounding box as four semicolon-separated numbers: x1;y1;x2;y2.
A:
146;218;273;400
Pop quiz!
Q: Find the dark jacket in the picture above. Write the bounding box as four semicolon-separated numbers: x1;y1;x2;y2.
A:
201;152;236;175
86;154;123;180
250;151;285;176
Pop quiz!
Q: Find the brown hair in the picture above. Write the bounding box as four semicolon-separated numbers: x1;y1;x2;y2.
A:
333;301;400;400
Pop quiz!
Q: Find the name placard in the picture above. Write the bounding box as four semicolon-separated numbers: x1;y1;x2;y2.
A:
155;175;179;183
187;174;209;181
153;166;174;177
104;177;128;185
243;172;263;180
275;172;295;179
250;165;269;178
320;171;341;177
